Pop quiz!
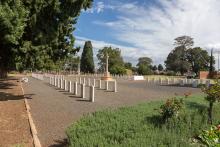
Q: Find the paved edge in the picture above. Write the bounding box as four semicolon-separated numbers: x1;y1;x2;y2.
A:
20;81;42;147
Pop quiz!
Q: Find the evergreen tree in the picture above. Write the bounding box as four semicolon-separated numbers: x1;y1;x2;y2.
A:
158;64;164;71
0;0;28;77
0;0;93;77
80;41;95;73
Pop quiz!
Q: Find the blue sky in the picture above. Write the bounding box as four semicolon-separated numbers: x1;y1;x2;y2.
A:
74;0;220;68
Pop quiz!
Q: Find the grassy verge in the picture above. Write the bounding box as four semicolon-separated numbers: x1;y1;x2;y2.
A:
66;94;220;147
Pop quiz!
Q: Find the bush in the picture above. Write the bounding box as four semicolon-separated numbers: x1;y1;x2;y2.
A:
110;65;126;75
160;97;184;121
198;125;220;146
202;80;220;124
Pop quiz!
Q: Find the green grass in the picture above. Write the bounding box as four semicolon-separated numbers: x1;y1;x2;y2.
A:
66;95;220;147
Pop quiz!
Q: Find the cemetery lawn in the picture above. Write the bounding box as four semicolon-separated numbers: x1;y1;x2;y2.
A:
67;94;220;147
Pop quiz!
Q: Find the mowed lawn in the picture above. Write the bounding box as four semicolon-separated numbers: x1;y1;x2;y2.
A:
66;94;220;147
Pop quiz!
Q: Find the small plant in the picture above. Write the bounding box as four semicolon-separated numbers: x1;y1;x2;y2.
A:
184;91;192;98
198;124;220;146
202;80;220;124
160;97;184;121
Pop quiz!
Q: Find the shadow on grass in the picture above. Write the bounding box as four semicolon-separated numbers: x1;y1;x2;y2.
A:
49;139;68;147
144;115;164;128
185;101;207;111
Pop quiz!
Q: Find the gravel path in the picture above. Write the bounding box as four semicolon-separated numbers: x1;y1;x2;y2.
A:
23;77;201;146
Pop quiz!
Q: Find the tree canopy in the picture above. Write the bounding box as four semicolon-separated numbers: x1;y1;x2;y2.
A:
0;0;28;77
136;57;152;75
165;36;213;76
0;0;93;77
97;47;126;75
80;41;95;73
158;64;164;71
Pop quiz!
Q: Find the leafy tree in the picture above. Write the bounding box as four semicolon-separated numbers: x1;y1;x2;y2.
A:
63;55;80;72
165;36;194;75
0;0;28;77
97;46;126;74
80;41;95;73
124;62;132;69
186;47;213;76
137;57;152;75
165;46;190;75
174;36;194;49
158;64;164;71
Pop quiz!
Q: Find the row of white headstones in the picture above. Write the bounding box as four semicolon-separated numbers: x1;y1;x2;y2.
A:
146;77;214;88
32;73;117;102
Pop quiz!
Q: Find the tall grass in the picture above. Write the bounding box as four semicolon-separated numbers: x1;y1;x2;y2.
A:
66;95;220;147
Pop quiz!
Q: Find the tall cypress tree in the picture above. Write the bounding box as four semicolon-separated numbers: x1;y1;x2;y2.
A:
209;49;214;78
80;41;95;73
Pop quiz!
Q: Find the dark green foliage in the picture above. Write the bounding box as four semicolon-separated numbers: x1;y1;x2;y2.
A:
124;62;132;69
137;57;152;75
158;64;164;71
66;95;220;147
165;36;191;75
187;47;212;76
80;41;95;73
165;36;213;76
209;49;215;77
165;46;190;75
97;47;126;74
0;0;93;76
152;65;157;71
0;0;28;77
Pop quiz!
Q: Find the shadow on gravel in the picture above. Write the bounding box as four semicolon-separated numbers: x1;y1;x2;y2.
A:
0;79;17;89
69;95;81;98
0;92;34;101
0;92;24;101
0;78;34;101
49;139;68;147
76;99;91;102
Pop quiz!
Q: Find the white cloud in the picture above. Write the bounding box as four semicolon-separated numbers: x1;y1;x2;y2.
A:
94;0;220;67
86;1;104;13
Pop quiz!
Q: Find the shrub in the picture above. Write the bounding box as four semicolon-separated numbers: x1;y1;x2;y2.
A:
198;124;220;146
202;80;220;124
160;97;184;121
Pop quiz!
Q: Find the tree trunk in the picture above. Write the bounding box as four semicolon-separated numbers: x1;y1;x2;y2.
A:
208;102;213;124
0;65;8;79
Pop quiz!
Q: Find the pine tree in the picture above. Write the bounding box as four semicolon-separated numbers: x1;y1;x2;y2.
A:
0;0;28;77
0;0;93;77
80;41;95;73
